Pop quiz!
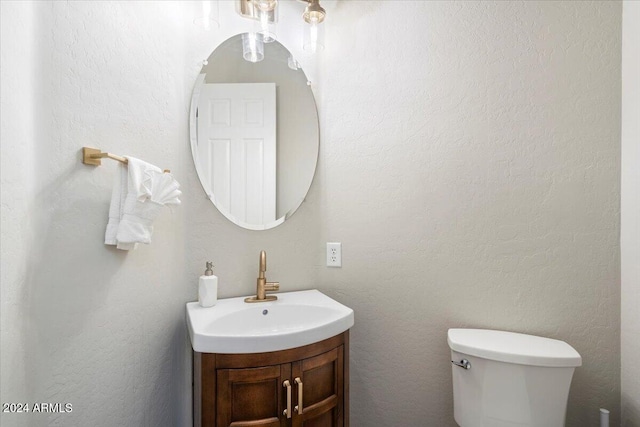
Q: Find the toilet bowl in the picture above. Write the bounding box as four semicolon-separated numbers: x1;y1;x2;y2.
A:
448;329;581;427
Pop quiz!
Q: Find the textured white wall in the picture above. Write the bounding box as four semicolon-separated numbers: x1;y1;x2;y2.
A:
1;2;193;426
314;2;621;425
621;1;640;425
0;0;37;418
0;1;621;427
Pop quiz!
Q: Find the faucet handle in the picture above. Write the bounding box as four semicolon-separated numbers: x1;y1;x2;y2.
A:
265;281;279;291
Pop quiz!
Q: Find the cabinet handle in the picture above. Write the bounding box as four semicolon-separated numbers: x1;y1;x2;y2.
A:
283;380;292;419
294;377;303;415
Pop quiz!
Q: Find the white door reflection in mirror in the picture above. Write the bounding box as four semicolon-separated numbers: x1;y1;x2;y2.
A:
197;83;276;227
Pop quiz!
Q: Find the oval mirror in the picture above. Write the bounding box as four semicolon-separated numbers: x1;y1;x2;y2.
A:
190;33;319;230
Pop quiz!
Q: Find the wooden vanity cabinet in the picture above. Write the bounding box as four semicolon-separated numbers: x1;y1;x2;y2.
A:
194;331;349;427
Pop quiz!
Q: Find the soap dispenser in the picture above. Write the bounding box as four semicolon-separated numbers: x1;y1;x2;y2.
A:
198;262;218;307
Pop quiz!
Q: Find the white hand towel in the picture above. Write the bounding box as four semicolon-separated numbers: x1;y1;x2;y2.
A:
115;158;181;249
116;200;164;247
126;157;163;201
146;170;182;205
114;157;161;250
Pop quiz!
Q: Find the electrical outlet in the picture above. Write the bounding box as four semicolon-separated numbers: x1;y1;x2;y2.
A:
326;242;342;267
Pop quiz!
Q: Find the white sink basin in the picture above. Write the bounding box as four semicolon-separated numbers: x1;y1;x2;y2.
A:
186;289;354;354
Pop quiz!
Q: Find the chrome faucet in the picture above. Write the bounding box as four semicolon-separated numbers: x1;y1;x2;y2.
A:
244;250;280;303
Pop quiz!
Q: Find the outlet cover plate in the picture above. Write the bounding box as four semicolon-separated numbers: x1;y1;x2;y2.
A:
326;242;342;267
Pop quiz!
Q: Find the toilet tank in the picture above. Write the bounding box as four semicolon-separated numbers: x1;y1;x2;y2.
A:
448;329;582;427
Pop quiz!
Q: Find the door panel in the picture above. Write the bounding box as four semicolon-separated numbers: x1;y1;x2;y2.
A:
292;347;344;427
197;82;276;226
217;364;290;427
299;409;333;427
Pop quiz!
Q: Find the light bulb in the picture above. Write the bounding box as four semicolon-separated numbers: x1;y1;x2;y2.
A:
309;22;318;49
303;20;324;52
258;8;277;43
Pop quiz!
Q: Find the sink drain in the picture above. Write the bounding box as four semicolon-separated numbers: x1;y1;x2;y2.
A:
262;309;268;315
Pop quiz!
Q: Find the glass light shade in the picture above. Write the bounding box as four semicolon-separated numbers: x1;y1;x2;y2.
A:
258;8;277;43
242;32;265;62
303;21;325;52
193;0;219;30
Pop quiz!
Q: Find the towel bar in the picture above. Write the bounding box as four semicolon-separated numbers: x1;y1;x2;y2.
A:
82;147;170;173
82;147;127;166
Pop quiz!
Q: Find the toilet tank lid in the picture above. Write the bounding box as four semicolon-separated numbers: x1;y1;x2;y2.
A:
447;329;582;368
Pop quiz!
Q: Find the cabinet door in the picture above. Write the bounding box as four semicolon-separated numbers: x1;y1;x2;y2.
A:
292;346;344;427
217;364;290;427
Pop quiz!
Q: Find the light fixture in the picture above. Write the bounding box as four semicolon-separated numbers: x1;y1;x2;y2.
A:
237;0;276;23
302;0;325;52
255;0;277;12
236;0;327;54
302;0;325;24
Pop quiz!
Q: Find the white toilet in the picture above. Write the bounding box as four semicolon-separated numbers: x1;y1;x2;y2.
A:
448;328;582;427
